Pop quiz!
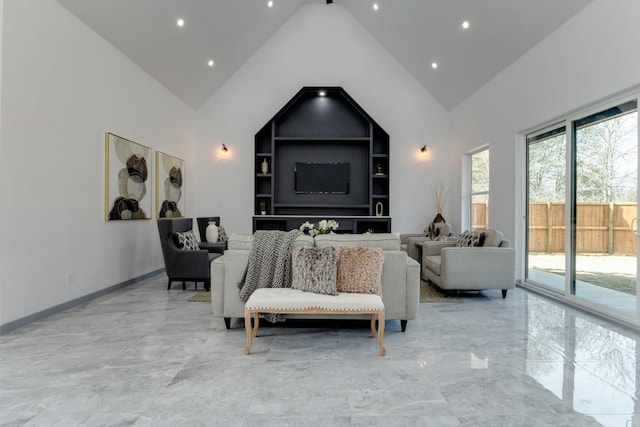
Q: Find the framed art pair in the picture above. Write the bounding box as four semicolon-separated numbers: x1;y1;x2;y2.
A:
104;132;185;221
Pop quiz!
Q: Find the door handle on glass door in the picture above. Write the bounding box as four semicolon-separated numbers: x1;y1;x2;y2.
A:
631;217;639;236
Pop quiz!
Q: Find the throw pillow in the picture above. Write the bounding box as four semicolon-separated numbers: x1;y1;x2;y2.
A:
456;230;485;247
217;225;228;242
173;230;200;250
336;246;384;296
291;246;338;296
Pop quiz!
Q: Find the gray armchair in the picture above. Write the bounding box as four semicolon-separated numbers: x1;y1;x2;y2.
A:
400;222;455;263
421;229;516;298
157;218;221;291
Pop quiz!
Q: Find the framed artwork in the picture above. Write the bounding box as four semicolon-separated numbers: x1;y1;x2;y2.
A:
105;132;152;221
156;151;185;218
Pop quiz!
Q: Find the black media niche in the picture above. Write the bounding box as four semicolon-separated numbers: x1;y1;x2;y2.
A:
254;86;390;232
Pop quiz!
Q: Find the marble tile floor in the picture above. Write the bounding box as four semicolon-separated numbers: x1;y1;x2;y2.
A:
2;273;640;426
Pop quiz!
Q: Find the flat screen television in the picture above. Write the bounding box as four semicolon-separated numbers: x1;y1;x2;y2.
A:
294;162;350;194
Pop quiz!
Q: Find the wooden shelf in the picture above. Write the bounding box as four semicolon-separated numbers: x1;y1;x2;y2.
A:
253;215;391;234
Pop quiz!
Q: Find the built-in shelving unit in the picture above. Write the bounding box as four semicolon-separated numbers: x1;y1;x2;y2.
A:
254;87;390;233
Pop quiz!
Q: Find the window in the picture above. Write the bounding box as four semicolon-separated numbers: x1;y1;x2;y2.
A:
469;148;489;230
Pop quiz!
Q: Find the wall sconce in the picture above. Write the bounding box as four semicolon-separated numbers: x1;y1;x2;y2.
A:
218;143;230;160
420;145;428;157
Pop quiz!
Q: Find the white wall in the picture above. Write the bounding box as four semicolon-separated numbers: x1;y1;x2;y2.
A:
449;0;640;269
193;4;450;234
0;1;195;326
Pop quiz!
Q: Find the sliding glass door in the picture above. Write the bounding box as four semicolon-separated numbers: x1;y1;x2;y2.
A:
526;125;567;293
526;97;639;320
572;101;638;316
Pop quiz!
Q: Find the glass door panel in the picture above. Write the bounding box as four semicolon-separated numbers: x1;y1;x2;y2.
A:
526;127;567;293
573;102;638;316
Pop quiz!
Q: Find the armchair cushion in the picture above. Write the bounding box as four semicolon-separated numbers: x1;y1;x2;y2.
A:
481;229;504;247
291;247;338;296
456;231;485;247
173;230;200;250
423;255;441;276
217;225;228;242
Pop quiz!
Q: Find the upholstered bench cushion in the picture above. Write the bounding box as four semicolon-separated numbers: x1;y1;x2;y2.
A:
424;255;441;276
245;288;384;312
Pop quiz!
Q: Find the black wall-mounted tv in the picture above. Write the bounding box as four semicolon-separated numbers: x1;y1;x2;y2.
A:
294;162;350;194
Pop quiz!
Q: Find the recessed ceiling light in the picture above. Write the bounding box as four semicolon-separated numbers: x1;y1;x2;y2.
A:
431;62;438;69
208;59;214;67
373;3;379;11
267;1;274;8
177;18;184;27
318;91;326;97
462;20;470;30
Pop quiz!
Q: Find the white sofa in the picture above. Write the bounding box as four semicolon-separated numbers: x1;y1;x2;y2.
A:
211;233;420;331
421;229;516;298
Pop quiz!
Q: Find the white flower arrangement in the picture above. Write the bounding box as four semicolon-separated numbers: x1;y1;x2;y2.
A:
299;219;339;236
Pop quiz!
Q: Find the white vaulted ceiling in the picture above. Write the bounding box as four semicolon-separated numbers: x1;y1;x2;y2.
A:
56;0;594;110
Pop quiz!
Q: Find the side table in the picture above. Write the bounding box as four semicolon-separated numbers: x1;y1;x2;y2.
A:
199;241;227;254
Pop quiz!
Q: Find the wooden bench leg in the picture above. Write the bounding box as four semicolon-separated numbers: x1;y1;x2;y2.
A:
370;314;377;338
370;312;386;356
252;312;260;337
244;310;253;355
377;312;386;357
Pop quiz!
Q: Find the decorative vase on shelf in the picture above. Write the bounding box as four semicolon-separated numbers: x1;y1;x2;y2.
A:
261;158;269;174
375;201;384;217
205;222;219;243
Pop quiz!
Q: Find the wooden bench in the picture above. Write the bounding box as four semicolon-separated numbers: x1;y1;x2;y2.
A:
244;288;386;356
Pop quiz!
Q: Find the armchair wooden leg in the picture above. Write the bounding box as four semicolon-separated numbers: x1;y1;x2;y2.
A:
182;281;186;290
167;279;172;290
502;289;508;299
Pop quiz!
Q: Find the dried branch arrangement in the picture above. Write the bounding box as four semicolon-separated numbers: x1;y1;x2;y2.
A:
433;180;450;214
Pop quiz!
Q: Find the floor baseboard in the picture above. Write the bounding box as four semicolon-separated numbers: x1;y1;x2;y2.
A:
0;269;165;335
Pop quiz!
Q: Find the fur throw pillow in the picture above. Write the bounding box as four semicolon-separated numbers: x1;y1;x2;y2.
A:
336;246;384;296
291;246;338;296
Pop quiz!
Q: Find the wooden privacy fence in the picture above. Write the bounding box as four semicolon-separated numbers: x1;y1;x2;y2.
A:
529;202;637;255
473;202;638;255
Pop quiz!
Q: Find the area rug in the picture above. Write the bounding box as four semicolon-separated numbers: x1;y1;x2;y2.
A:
420;281;462;303
188;291;211;302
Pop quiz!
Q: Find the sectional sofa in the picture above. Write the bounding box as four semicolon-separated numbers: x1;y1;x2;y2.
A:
211;232;420;331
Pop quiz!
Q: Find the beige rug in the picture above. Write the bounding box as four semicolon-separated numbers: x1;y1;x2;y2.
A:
188;291;211;302
420;281;461;302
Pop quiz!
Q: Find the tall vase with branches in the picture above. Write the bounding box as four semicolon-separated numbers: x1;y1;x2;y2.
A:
432;179;450;223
